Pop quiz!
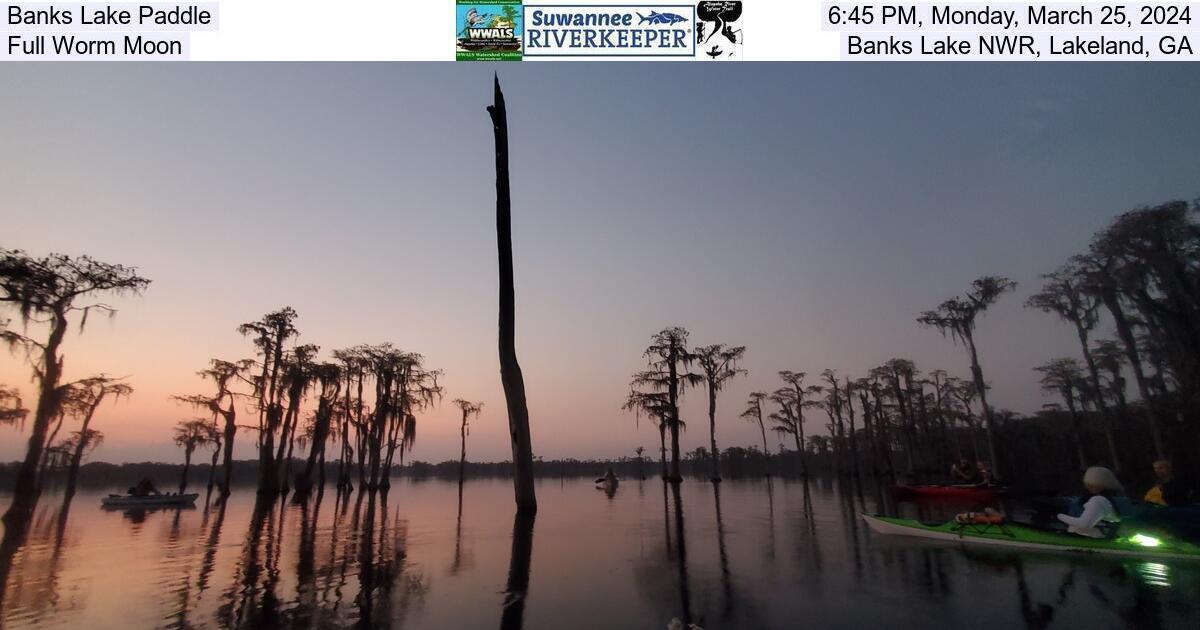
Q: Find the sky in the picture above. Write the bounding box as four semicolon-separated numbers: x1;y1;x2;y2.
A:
1;63;1198;465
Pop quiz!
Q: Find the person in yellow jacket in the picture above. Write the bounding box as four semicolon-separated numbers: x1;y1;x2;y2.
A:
1142;460;1192;507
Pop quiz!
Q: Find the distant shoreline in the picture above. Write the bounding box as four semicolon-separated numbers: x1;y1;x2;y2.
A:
0;457;701;491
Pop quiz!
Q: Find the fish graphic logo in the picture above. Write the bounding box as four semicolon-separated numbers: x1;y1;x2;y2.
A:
637;10;689;25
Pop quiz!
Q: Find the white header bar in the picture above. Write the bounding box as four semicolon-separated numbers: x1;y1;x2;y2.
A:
1;0;1196;60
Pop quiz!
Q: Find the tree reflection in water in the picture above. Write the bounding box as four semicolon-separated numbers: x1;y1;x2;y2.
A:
499;510;535;630
0;503;73;624
218;495;279;628
763;477;778;573
292;487;321;628
711;482;733;622
449;480;473;576
197;498;228;596
670;482;694;627
798;478;823;574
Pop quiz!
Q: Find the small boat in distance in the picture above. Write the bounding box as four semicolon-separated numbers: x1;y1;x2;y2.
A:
595;477;619;493
101;492;198;508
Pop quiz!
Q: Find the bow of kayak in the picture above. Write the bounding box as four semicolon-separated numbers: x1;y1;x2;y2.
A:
863;514;1200;561
893;484;1003;498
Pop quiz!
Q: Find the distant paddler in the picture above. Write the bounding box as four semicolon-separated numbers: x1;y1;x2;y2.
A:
950;459;978;484
595;467;619;492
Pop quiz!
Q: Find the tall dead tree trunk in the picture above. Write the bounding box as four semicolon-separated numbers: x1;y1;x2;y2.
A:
490;75;537;514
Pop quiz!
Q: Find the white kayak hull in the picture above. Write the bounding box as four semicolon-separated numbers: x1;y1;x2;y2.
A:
102;493;199;508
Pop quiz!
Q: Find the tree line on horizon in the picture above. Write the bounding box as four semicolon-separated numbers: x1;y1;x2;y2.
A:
623;199;1200;490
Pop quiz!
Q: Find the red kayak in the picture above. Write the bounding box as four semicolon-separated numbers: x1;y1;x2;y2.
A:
893;484;1004;499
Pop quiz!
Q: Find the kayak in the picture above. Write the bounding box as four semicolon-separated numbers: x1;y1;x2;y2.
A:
101;493;198;508
1125;502;1200;523
1125;503;1200;540
1034;497;1200;538
595;477;619;491
863;514;1200;561
893;484;1003;499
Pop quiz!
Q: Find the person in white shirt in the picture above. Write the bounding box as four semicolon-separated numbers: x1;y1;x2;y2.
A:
1057;466;1123;538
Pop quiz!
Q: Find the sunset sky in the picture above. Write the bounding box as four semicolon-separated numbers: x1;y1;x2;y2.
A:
2;63;1198;465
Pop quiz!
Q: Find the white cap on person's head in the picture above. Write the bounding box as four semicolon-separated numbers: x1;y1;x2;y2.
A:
1083;466;1123;494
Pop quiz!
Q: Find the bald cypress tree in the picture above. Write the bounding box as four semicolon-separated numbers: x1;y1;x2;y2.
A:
632;327;702;482
453;399;484;484
0;249;149;542
740;392;771;475
918;275;1015;474
695;344;746;482
175;358;251;498
61;377;132;502
1027;264;1121;470
238;306;299;496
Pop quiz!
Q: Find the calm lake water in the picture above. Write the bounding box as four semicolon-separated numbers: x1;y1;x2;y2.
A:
1;477;1198;629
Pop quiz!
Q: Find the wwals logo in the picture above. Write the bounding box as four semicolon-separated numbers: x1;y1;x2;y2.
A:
457;0;523;61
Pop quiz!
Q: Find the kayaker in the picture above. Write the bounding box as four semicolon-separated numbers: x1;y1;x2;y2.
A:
1143;460;1192;507
950;459;977;484
603;467;618;484
131;477;160;497
974;461;995;487
1057;466;1123;538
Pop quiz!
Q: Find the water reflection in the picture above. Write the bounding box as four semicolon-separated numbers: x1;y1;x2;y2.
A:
499;511;535;630
292;488;321;627
668;482;694;627
711;482;732;622
0;478;1198;629
197;499;228;595
218;496;279;627
0;502;72;625
449;482;472;576
106;503;198;524
763;478;776;569
1013;558;1059;630
796;479;823;575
